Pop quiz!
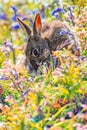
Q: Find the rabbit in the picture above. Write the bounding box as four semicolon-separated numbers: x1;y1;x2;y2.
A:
17;13;79;73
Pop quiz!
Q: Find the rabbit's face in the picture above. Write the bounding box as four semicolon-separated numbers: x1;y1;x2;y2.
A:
17;13;51;72
25;36;50;67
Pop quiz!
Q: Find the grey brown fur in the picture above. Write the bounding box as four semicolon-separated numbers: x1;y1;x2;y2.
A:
17;13;79;73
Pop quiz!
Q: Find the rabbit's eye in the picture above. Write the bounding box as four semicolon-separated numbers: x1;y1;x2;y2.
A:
32;48;39;57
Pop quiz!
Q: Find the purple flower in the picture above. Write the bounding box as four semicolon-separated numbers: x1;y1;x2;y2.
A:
11;6;18;21
11;22;20;30
39;10;45;19
22;17;28;21
10;70;19;80
23;88;31;96
28;10;38;15
51;8;65;16
55;14;60;19
68;7;72;19
68;7;74;26
80;56;85;61
0;75;8;80
60;28;78;48
4;41;14;51
23;90;29;96
12;14;18;21
0;13;7;20
60;29;70;35
11;6;17;13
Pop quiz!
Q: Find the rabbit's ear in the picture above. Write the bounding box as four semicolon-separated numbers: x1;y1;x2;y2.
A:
33;13;42;37
17;17;31;38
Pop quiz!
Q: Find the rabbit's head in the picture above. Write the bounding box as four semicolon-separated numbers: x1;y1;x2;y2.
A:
17;13;51;72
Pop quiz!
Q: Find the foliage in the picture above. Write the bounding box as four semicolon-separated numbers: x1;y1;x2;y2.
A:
0;0;87;130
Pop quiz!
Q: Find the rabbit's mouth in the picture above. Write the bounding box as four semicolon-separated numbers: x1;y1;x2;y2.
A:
36;61;42;66
43;48;50;58
35;49;51;66
25;48;51;73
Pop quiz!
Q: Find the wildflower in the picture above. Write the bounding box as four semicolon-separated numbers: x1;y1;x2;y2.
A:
23;88;34;96
55;14;60;19
0;75;8;80
52;99;61;108
39;3;45;19
3;41;14;51
39;10;45;19
0;13;7;20
68;6;75;26
59;28;78;48
4;95;13;102
11;22;20;30
10;6;18;21
22;17;28;21
10;69;19;80
59;28;70;35
68;7;73;19
23;90;29;96
51;7;65;16
11;5;17;12
28;9;38;15
74;48;80;56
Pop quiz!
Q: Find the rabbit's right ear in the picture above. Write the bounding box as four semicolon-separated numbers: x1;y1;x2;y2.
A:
17;17;31;38
33;13;42;37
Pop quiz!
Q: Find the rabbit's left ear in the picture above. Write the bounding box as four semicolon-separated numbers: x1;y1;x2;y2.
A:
17;17;31;39
33;13;42;37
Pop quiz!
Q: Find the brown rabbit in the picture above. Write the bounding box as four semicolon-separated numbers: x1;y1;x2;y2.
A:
17;13;79;73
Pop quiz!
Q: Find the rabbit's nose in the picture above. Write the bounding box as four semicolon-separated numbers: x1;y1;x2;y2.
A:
36;61;42;66
43;49;50;58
